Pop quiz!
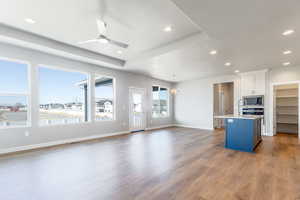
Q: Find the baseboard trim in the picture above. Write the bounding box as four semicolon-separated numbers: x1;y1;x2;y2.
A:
145;124;175;131
262;133;272;137
0;130;130;155
174;124;214;131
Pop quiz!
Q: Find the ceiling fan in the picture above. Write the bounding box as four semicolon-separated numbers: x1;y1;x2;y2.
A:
78;0;129;48
78;19;129;48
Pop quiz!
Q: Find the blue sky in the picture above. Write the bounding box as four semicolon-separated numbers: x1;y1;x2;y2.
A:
153;89;168;100
0;59;28;93
39;66;113;104
0;59;113;105
0;59;28;105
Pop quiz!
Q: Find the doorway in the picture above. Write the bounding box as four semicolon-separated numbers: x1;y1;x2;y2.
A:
273;83;299;137
129;87;146;132
213;82;234;129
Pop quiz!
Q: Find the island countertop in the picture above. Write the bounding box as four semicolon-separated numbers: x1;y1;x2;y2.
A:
214;114;263;120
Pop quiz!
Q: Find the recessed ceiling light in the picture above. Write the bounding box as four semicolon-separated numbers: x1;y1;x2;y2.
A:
117;50;123;54
283;50;292;55
234;70;240;73
283;62;291;66
210;50;217;55
24;18;36;24
225;62;231;66
163;26;172;32
282;29;295;36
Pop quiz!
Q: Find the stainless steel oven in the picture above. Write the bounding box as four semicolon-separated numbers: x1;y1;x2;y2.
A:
242;107;264;116
243;95;264;106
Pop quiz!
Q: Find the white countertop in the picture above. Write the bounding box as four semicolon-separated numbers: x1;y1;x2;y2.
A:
214;114;263;120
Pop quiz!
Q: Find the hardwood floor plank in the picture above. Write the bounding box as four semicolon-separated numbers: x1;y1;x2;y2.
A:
0;127;299;200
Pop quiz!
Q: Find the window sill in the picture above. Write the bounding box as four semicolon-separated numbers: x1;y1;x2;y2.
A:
94;119;116;122
0;124;31;130
152;116;170;119
39;121;92;127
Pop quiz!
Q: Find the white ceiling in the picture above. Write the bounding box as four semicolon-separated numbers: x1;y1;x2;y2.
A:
1;0;300;82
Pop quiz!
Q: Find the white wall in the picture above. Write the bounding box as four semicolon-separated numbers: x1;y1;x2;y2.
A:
0;42;174;151
270;66;300;83
174;75;240;130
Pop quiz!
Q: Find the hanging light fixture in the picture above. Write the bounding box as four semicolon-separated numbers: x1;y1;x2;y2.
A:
170;74;177;95
171;88;177;95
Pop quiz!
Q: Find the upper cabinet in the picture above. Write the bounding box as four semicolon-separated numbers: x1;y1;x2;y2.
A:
240;70;267;96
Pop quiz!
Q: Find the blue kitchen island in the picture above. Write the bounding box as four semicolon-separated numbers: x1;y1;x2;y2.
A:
215;115;262;153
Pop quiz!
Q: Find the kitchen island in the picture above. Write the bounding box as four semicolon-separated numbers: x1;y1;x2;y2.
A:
215;115;262;152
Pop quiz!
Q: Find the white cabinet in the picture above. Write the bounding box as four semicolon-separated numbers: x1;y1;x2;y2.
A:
240;70;267;96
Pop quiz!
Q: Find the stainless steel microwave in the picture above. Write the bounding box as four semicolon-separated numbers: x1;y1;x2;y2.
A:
243;95;264;106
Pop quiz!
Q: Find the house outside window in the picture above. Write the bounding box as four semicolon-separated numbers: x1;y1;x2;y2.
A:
95;75;115;121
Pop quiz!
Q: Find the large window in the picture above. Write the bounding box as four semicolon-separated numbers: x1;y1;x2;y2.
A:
39;66;89;125
152;86;169;118
0;59;29;127
95;75;114;121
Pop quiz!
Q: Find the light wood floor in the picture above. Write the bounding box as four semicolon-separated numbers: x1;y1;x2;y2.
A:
0;127;300;200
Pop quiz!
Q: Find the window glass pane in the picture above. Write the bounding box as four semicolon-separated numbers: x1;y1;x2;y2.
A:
0;59;28;93
152;86;169;118
152;86;159;100
0;59;29;128
152;86;160;118
0;96;28;127
159;88;168;117
95;76;114;121
39;67;88;125
133;94;142;113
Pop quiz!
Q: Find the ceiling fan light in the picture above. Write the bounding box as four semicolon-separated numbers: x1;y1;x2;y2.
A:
99;38;109;44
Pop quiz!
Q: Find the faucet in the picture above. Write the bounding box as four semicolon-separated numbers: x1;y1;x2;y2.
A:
238;99;243;115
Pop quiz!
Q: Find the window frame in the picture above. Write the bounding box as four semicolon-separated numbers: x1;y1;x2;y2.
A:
151;85;170;119
37;64;91;127
0;57;31;129
94;74;116;122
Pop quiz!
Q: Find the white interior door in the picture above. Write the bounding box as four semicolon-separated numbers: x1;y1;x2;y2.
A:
129;88;146;132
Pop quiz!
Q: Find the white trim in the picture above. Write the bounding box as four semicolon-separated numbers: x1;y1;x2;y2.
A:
174;124;214;131
145;124;175;131
37;65;90;126
0;130;130;155
38;63;90;75
269;81;300;138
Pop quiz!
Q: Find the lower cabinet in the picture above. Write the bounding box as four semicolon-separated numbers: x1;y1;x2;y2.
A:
225;118;262;152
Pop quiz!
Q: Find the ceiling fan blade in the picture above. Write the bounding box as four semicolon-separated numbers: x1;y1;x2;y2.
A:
96;19;107;34
105;13;133;30
78;39;99;44
108;38;129;48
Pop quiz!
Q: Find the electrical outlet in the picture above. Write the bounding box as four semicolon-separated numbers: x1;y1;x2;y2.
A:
24;131;30;137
